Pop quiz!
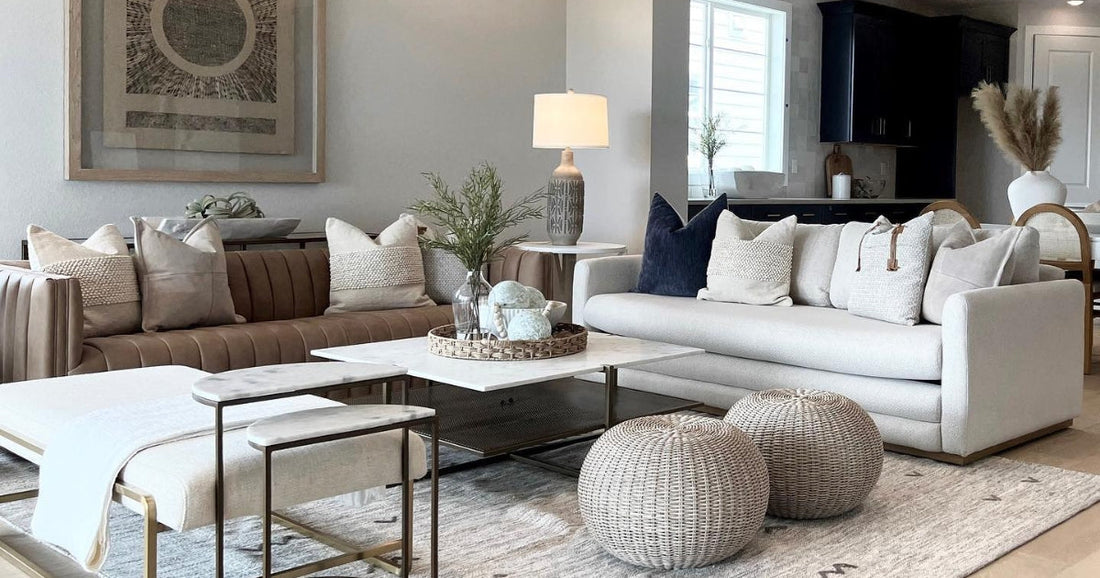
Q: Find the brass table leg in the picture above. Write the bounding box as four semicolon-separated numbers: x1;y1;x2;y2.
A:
214;405;225;578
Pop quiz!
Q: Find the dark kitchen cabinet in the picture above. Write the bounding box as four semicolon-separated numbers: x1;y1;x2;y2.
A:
686;201;927;225
895;16;1014;198
819;1;924;146
957;20;1012;96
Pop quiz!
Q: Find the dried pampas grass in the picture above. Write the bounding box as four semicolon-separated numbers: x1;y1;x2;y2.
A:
972;81;1062;171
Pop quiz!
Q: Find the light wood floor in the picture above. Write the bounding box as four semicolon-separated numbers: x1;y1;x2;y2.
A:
6;346;1100;577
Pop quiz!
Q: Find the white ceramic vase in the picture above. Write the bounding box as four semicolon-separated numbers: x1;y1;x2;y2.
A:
1008;170;1067;220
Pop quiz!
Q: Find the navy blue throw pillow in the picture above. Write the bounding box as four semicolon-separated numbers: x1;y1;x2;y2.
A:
635;193;727;297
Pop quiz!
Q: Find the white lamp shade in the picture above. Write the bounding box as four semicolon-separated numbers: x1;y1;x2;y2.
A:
532;92;609;149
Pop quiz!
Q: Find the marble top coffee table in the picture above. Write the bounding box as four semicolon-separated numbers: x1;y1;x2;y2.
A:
312;333;704;476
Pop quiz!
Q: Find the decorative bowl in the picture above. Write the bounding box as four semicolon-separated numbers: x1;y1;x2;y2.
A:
147;217;301;240
480;301;567;337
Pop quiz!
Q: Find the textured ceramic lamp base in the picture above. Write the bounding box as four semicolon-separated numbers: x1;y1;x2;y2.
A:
547;148;585;246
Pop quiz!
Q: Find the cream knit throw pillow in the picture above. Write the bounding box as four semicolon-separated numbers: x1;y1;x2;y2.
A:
848;213;934;326
325;216;434;313
27;224;141;337
698;212;796;306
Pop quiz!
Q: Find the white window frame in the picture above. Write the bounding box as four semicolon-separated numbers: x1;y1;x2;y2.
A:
689;0;791;197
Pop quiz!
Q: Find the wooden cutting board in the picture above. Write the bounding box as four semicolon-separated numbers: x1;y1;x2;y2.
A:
824;144;853;198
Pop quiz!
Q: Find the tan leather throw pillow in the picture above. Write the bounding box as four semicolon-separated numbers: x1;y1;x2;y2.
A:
27;224;141;337
131;217;239;332
325;216;434;313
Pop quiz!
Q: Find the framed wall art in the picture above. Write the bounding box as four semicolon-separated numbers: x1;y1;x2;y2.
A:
65;0;326;183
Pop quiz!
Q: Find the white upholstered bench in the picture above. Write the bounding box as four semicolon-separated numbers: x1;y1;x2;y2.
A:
0;365;426;577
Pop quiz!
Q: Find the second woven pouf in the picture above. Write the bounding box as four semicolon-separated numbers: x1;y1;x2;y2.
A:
725;388;883;519
578;414;769;569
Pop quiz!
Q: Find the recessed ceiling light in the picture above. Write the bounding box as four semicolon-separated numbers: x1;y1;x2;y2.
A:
1068;0;1084;6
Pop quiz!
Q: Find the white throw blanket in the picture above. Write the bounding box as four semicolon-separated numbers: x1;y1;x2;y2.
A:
31;394;332;571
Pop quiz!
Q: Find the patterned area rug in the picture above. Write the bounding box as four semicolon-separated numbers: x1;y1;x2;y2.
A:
1;439;1099;577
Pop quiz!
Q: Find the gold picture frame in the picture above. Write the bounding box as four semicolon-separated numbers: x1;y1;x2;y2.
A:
65;0;326;183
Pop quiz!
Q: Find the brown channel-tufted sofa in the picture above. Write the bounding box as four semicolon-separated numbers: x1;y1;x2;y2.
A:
0;247;549;383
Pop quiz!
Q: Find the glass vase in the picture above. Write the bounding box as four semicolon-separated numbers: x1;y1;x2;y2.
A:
452;270;492;340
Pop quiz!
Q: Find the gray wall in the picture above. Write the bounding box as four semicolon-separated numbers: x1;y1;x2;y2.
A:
0;0;565;259
566;0;655;252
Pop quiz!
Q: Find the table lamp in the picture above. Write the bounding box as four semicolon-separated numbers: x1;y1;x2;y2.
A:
532;90;609;245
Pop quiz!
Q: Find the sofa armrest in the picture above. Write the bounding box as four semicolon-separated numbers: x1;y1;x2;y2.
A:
0;265;83;383
573;255;643;328
940;279;1083;456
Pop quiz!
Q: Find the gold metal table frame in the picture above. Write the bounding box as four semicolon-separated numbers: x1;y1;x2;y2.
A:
0;377;438;578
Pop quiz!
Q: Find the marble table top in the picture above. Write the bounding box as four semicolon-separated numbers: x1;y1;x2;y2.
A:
517;241;627;255
247;405;435;448
192;362;407;404
311;333;703;392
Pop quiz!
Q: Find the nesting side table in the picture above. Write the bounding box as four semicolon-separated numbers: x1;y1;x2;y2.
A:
517;241;626;321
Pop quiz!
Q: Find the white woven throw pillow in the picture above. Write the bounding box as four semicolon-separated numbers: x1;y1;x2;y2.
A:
848;213;934;326
698;212;796;306
27;224;141;338
325;215;433;313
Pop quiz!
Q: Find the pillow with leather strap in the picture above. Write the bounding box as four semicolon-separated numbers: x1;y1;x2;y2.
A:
848;213;934;326
325;216;434;313
922;220;1020;324
131;217;239;332
699;212;797;306
27;224;140;337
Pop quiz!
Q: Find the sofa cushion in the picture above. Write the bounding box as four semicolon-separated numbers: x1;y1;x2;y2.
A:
26;224;141;338
744;220;844;306
72;305;453;375
584;292;942;380
326;216;433;313
848;213;934;326
829;221;874;309
132;217;239;332
698;212;796;306
636;193;727;297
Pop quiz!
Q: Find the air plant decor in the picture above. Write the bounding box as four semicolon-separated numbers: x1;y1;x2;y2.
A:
410;163;545;339
185;192;265;219
695;113;728;198
971;81;1065;217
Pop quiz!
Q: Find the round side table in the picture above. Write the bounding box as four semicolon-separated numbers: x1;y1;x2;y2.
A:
517;241;626;322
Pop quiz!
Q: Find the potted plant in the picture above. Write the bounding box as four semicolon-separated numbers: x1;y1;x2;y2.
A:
695;113;727;198
971;81;1064;218
410;163;544;339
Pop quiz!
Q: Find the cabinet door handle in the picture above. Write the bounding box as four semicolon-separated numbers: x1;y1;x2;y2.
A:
765;213;783;218
801;213;815;218
907;121;912;139
882;118;887;136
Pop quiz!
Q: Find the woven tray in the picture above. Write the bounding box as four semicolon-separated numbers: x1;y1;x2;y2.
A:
427;323;588;361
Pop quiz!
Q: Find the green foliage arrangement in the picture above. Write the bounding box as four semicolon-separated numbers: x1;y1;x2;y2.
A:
185;192;265;219
410;163;545;271
695;113;727;195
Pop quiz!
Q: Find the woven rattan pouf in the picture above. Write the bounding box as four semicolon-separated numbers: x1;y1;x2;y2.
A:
725;388;883;519
578;414;769;569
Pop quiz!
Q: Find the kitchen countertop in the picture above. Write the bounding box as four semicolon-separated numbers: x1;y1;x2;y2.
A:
688;197;945;205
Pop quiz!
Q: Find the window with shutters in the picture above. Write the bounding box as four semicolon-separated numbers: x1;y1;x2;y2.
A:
689;0;790;199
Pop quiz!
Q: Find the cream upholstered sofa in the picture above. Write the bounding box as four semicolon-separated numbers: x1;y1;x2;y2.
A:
575;221;1085;464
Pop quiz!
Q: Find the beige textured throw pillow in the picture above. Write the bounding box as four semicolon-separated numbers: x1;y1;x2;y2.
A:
325;216;434;313
922;221;1020;324
131;217;239;332
698;212;796;306
744;220;843;306
27;224;140;338
848;213;934;326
